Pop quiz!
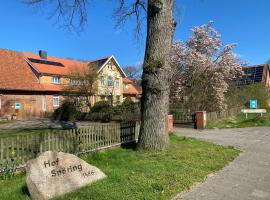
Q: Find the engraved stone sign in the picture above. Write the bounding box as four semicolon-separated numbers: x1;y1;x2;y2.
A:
26;151;106;200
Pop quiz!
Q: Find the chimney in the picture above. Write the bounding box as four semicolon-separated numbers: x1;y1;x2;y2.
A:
39;50;47;60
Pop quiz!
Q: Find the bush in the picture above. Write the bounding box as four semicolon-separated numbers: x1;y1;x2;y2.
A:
53;101;77;122
91;101;111;113
226;83;270;109
83;98;141;122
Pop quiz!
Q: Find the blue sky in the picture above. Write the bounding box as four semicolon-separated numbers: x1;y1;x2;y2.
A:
0;0;269;67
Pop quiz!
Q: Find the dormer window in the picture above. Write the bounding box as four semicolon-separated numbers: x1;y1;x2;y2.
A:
52;76;60;84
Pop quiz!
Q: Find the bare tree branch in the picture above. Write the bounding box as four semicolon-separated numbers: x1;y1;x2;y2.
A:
23;0;88;32
114;0;147;38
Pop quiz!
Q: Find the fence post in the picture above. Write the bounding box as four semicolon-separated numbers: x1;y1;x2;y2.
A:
196;111;207;129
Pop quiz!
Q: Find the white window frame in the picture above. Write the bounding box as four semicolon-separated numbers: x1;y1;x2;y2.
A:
100;76;104;87
116;78;120;89
53;95;59;107
107;62;113;70
108;76;113;87
116;95;121;105
52;76;60;84
75;97;80;106
82;96;88;105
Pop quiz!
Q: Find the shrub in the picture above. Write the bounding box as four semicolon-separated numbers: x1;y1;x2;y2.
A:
53;101;77;122
91;101;111;113
226;83;270;109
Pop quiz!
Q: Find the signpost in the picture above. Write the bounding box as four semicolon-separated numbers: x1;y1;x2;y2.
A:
241;100;267;119
250;100;257;109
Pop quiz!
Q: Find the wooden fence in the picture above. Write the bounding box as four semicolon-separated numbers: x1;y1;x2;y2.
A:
171;111;195;124
206;108;241;123
0;121;140;170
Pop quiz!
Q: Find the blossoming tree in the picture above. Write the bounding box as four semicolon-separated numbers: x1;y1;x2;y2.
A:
171;22;243;112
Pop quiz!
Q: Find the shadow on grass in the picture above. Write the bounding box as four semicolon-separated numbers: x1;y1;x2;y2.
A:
120;141;137;150
21;184;30;197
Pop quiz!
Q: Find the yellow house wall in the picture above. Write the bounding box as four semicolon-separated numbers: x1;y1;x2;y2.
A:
39;58;125;106
40;75;69;85
95;59;124;105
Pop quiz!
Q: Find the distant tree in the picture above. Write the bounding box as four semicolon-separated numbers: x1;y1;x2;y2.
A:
65;64;98;110
24;0;177;151
123;66;141;80
171;21;243;112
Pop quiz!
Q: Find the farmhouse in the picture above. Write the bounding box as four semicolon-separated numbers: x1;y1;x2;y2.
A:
0;48;131;119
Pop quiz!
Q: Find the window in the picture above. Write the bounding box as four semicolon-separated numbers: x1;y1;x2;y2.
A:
82;96;88;105
107;62;113;70
75;97;80;106
116;95;121;105
116;78;120;89
52;76;60;84
101;96;106;101
100;76;104;87
108;76;113;86
53;95;59;107
70;79;82;86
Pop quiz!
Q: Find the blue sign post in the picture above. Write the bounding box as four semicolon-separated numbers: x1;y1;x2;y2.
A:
250;100;257;109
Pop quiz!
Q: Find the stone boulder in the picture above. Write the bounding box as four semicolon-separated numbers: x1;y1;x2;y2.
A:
26;151;106;200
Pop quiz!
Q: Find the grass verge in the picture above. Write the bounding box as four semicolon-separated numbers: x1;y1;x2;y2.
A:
0;134;240;200
206;113;270;129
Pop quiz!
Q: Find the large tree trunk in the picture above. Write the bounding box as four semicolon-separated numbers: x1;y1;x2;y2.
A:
138;0;175;151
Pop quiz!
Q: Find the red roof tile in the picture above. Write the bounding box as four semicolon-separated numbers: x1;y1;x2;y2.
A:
123;84;139;95
0;49;43;91
23;52;89;76
123;77;133;83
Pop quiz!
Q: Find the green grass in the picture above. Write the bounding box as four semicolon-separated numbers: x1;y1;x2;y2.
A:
0;135;239;200
207;113;270;129
0;128;63;138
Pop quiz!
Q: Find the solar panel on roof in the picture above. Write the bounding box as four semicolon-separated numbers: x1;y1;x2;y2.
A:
28;58;64;67
235;65;265;86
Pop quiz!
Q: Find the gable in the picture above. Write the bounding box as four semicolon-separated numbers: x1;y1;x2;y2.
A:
97;56;127;78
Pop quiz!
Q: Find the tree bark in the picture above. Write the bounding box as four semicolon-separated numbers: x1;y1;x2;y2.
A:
138;0;175;151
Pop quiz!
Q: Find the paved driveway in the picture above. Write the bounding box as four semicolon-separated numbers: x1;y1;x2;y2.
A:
173;127;270;200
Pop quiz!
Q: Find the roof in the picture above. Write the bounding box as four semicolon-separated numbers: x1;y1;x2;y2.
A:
0;49;43;91
23;52;106;76
0;48;126;92
123;77;133;84
123;84;139;95
236;64;269;86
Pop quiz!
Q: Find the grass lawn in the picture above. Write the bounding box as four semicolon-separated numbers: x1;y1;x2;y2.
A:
0;135;239;200
206;112;270;129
